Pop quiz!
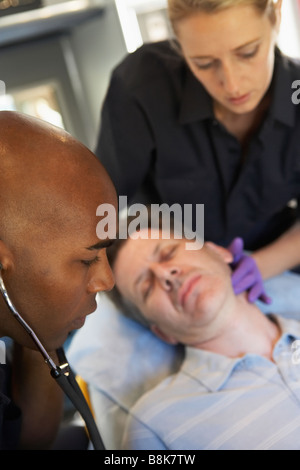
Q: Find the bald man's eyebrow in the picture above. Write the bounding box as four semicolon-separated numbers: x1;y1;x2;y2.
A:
86;240;114;251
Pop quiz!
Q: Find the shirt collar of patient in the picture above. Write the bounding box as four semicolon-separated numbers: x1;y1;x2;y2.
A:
182;314;300;392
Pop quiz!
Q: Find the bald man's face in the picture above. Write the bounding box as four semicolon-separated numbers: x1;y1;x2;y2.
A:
0;112;117;351
3;182;117;351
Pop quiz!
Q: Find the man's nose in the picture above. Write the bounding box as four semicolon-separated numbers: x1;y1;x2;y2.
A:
87;256;115;294
151;263;180;291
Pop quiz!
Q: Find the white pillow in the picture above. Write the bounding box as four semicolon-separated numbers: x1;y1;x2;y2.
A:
67;294;183;449
68;294;183;408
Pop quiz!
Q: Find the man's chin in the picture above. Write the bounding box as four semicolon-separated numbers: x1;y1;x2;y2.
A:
43;334;69;356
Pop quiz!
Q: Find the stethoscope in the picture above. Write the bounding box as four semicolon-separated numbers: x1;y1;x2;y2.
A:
0;266;105;450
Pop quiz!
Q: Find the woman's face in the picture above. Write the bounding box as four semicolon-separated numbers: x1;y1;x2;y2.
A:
176;3;280;115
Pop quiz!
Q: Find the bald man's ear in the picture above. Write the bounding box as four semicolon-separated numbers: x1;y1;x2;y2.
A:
0;240;14;271
205;242;233;264
150;324;179;345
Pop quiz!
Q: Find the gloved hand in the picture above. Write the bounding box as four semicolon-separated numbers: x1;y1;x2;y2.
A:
228;237;272;304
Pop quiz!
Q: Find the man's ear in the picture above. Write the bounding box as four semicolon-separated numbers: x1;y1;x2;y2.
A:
0;240;14;272
150;324;179;345
205;242;233;264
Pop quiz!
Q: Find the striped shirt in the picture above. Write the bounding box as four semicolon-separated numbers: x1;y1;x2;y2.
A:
122;315;300;450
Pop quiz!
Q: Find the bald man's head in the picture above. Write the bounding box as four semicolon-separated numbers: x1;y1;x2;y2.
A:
0;111;116;246
0;111;117;349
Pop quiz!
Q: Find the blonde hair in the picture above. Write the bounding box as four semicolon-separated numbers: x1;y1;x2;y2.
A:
168;0;277;29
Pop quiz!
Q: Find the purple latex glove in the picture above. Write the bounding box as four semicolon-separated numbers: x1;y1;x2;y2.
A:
228;237;272;304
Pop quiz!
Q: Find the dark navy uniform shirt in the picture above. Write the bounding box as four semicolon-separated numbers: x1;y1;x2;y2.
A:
96;41;300;250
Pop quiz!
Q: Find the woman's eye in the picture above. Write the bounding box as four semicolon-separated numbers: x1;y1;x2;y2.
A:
239;45;259;59
81;256;100;267
194;61;215;70
193;45;259;70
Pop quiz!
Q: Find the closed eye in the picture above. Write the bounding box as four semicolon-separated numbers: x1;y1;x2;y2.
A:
81;256;100;267
160;244;178;261
192;43;260;70
193;60;216;70
142;276;153;301
238;44;260;59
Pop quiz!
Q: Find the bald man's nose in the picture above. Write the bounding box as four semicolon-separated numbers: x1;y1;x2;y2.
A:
87;257;115;294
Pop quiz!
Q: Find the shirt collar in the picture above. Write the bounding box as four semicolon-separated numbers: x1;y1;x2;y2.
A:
178;49;296;128
268;48;296;128
183;346;242;392
273;314;300;346
181;314;300;392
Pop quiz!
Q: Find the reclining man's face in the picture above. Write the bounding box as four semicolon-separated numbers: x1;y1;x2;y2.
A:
114;229;234;346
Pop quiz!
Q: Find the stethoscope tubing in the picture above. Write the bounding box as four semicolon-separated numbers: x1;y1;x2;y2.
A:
0;269;105;450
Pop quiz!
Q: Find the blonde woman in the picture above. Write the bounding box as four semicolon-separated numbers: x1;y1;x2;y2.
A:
96;0;300;295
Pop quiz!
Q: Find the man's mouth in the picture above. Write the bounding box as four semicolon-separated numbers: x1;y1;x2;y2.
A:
178;274;202;308
72;316;87;329
71;301;98;330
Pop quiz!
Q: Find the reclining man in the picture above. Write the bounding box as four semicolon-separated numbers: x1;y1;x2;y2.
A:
0;111;117;449
107;221;300;450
